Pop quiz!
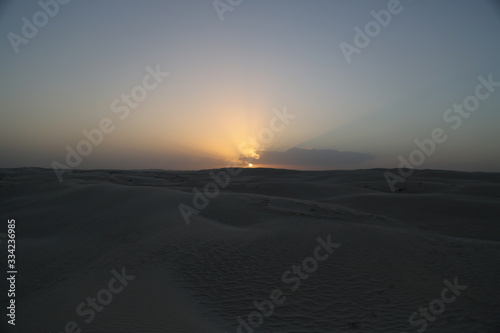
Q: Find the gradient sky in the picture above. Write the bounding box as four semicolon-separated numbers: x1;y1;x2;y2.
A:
1;0;499;171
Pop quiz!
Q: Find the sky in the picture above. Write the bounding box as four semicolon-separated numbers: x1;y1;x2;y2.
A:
1;0;499;171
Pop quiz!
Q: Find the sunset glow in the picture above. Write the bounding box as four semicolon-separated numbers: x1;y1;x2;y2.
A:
0;1;499;172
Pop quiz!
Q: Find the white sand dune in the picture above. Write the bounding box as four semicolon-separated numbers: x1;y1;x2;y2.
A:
0;167;499;332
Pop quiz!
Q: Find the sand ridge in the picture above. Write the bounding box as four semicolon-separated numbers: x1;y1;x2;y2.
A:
0;167;499;332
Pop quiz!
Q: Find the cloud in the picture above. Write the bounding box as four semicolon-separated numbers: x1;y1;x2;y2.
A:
255;147;375;168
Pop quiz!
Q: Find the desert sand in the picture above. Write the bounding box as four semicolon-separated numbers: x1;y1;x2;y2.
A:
0;167;499;332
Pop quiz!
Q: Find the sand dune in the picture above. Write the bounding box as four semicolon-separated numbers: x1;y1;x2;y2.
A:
0;167;499;332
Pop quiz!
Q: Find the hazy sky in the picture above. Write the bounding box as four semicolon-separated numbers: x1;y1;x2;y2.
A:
1;0;499;171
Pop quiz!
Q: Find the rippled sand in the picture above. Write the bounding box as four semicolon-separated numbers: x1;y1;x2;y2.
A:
1;167;499;332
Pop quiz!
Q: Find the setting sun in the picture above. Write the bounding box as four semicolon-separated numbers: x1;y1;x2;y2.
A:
248;163;253;167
